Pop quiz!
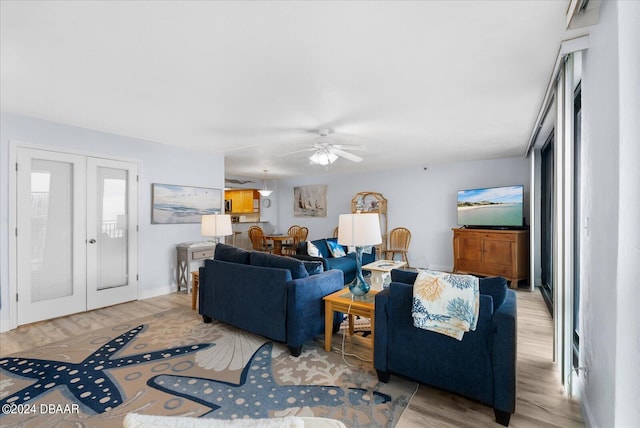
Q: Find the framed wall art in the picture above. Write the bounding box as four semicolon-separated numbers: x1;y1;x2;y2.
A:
152;183;222;224
293;184;327;217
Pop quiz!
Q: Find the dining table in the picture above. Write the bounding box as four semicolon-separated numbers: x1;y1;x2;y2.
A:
264;234;293;255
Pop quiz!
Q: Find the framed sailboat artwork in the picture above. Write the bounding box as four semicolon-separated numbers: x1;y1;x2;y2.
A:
293;185;327;217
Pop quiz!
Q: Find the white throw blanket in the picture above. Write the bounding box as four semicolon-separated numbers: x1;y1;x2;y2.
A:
411;270;479;340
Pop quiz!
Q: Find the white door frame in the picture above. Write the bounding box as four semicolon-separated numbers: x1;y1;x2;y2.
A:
8;141;140;330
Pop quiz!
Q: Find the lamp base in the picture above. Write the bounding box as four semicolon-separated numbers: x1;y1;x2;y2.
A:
348;278;370;299
348;246;371;299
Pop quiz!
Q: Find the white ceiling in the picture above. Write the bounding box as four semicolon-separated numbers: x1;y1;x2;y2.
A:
0;1;583;179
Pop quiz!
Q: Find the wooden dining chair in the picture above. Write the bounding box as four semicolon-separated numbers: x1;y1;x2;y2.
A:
332;226;339;238
298;226;309;242
248;226;273;252
384;227;411;267
282;225;302;256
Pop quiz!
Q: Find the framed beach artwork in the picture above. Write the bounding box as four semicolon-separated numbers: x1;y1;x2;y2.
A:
293;185;327;217
152;183;222;224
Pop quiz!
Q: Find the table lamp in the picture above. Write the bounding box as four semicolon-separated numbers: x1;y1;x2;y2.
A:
201;214;233;244
338;212;382;298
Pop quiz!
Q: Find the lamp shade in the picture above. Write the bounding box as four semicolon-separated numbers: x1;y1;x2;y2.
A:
337;213;382;246
201;214;233;238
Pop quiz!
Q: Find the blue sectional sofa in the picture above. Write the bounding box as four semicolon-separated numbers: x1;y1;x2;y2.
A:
199;243;344;356
374;270;517;426
295;238;376;285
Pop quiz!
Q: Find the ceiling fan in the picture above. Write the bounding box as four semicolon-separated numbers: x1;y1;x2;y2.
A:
280;129;365;166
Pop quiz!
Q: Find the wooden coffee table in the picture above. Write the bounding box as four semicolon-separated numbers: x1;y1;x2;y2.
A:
362;259;407;290
323;288;378;353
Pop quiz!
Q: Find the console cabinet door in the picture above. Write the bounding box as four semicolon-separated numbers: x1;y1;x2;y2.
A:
453;228;529;288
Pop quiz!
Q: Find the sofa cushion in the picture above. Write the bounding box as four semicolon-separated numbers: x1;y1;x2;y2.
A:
250;251;309;280
303;260;324;276
214;243;250;264
326;238;347;257
478;276;508;309
390;269;418;284
327;256;356;275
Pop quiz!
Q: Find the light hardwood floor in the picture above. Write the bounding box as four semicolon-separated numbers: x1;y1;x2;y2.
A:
0;289;583;427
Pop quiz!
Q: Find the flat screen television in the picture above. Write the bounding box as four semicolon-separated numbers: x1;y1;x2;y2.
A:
457;185;524;229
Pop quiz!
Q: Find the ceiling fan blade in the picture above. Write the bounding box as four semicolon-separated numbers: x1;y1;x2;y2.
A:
277;148;315;156
333;144;366;151
333;148;363;163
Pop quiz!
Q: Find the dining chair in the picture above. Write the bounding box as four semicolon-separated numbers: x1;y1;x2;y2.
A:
384;227;411;266
282;225;302;256
248;226;273;252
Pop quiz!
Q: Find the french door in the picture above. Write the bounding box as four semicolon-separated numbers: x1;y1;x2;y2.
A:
15;148;138;325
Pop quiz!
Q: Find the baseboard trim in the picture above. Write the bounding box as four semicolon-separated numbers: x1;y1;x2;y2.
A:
138;285;174;300
0;317;13;333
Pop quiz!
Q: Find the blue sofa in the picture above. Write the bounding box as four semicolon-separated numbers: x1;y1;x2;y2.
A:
199;243;344;356
374;270;517;426
295;238;376;285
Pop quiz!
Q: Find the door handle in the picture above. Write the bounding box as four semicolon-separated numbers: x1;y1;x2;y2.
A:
88;239;97;244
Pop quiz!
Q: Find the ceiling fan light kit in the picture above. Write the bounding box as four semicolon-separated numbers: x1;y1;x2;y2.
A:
309;149;338;166
258;169;273;197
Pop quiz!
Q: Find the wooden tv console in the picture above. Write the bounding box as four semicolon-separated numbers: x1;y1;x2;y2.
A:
452;228;529;289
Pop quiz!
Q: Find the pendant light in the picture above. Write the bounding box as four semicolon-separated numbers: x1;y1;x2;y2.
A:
258;169;273;197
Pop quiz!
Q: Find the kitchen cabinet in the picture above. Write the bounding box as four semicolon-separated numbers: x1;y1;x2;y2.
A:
225;189;260;213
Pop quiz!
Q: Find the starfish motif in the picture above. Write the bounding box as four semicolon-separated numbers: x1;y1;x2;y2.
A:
0;325;210;414
148;342;390;419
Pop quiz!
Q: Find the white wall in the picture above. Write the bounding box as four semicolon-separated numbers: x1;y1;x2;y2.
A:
276;157;530;271
0;113;224;331
580;0;640;426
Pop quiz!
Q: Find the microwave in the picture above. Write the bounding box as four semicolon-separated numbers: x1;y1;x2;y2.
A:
224;199;232;213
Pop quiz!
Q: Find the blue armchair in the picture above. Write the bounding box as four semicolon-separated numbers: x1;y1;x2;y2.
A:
374;270;517;426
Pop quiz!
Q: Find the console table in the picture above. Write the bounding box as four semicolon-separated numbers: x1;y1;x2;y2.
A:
176;242;215;293
452;228;529;289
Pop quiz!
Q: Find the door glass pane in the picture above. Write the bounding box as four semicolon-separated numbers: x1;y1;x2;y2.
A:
30;160;73;302
96;167;128;290
540;136;554;314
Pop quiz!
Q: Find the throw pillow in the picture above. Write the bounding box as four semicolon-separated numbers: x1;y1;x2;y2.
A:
326;238;346;258
303;260;324;276
307;241;321;257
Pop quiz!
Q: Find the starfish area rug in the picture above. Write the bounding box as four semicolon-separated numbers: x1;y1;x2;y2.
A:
0;307;417;427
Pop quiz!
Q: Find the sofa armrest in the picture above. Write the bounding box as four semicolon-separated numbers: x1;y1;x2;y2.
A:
285;269;344;347
373;288;391;374
491;289;517;414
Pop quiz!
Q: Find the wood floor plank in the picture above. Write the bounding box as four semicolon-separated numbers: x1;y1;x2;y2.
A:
0;288;583;427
